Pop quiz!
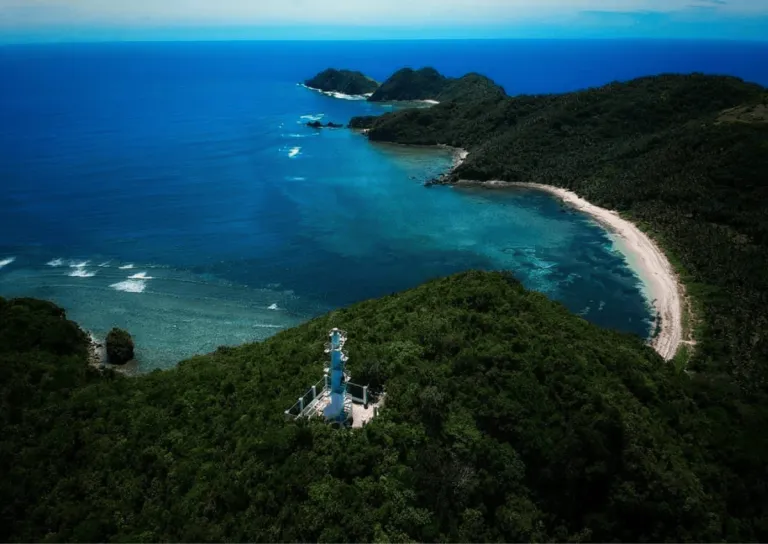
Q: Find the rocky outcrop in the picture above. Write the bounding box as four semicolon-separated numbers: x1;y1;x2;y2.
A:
306;121;343;128
106;327;134;365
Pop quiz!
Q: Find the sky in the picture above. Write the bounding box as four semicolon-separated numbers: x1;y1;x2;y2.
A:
0;0;767;42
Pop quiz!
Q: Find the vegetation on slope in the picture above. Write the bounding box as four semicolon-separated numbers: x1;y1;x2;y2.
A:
2;272;766;542
367;67;506;103
352;73;768;389
348;74;768;542
304;68;379;95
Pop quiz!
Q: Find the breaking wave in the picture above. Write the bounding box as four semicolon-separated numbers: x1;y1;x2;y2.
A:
110;279;146;293
299;83;369;101
69;268;96;278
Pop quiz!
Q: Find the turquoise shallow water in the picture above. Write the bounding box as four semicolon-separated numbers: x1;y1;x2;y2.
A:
0;42;654;370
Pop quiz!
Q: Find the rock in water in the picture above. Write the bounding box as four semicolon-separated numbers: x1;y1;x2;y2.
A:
306;121;344;129
106;327;134;365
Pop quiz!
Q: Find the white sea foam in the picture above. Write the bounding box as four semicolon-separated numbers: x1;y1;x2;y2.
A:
268;303;279;310
69;268;96;278
300;113;324;122
110;279;146;293
286;176;306;181
98;261;111;267
288;147;301;158
46;258;64;267
300;84;368;101
324;90;367;100
119;264;134;270
69;260;89;268
0;257;15;268
128;272;154;280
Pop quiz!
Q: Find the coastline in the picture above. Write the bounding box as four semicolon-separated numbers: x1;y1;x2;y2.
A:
298;83;371;101
454;180;685;361
86;330;138;375
443;145;468;169
87;331;106;368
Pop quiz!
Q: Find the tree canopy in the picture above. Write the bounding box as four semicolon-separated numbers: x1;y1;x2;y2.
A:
1;269;767;542
304;68;379;96
367;67;507;103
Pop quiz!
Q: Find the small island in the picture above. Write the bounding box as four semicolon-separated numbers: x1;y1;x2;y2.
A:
304;68;379;96
303;66;506;104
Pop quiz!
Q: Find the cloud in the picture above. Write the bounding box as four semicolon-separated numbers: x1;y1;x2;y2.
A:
1;0;766;27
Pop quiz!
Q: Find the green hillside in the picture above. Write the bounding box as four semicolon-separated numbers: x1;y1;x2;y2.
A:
304;68;379;95
367;67;506;103
352;73;768;393
3;272;765;542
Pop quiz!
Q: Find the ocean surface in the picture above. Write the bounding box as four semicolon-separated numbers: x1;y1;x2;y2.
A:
2;40;766;370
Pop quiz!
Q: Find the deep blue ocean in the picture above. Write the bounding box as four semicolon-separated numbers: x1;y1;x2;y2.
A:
1;40;766;370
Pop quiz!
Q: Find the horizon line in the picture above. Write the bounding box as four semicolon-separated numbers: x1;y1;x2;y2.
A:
3;36;768;46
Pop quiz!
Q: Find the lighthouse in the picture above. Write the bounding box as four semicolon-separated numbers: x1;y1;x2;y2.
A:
284;328;381;427
323;328;349;422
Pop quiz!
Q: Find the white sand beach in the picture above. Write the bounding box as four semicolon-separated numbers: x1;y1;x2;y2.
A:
455;180;684;360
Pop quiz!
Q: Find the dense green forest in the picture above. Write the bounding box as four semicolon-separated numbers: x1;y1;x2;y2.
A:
3;72;768;542
304;68;380;95
368;67;507;103
352;73;768;388
348;72;768;542
2;272;766;542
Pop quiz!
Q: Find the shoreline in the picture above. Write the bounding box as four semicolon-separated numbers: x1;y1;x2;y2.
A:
441;145;468;169
86;330;138;375
86;331;106;368
454;180;685;361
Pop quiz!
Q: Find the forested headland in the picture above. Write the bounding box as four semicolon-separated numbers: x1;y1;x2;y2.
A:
304;68;380;96
2;271;766;542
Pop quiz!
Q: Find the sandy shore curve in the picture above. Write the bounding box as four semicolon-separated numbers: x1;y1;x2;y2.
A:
455;180;684;360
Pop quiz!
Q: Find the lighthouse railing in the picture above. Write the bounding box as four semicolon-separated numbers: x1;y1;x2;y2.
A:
285;377;330;420
346;381;368;405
